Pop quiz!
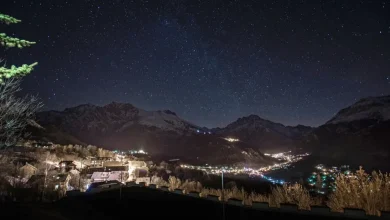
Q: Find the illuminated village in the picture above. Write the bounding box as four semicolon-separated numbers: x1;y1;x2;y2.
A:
223;137;240;142
1;138;388;218
0;139;314;199
307;164;352;194
0;137;357;202
0;142;152;198
181;151;310;185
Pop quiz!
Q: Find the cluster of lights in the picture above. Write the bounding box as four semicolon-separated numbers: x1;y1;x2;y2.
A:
113;150;126;155
181;152;309;185
260;174;285;185
113;149;148;155
196;130;212;134
129;150;147;155
264;151;291;159
307;164;352;194
264;151;310;162
224;137;240;142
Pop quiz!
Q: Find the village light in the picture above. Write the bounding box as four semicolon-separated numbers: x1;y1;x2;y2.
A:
224;137;239;142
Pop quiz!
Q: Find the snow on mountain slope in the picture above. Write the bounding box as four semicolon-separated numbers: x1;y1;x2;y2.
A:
326;95;390;124
136;109;199;132
37;102;200;135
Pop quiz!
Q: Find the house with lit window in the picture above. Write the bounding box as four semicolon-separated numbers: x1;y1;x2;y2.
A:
59;161;77;172
90;166;129;183
90;157;113;167
128;160;147;168
26;173;71;198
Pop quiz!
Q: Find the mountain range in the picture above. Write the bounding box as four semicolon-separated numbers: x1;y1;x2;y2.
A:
212;115;312;153
29;95;390;170
29;102;277;166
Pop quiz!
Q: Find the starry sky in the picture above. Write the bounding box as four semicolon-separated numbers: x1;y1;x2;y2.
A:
2;0;390;128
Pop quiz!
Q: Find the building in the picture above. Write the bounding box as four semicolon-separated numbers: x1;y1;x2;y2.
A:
135;177;150;185
90;157;113;167
86;180;124;193
103;161;123;167
134;168;148;178
19;163;38;179
69;169;80;176
82;167;104;175
91;171;128;183
105;166;128;172
59;161;77;172
128;160;147;168
53;174;71;194
27;173;71;198
72;160;89;170
90;172;109;182
127;161;148;180
90;165;129;182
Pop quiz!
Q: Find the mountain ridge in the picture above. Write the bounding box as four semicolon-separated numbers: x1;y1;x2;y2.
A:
326;95;390;125
30;102;280;166
212;114;313;153
30;94;390;169
35;102;313;153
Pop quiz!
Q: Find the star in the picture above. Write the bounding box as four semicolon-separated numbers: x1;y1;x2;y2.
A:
1;0;388;128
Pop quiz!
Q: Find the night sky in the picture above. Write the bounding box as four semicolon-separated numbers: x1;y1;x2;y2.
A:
2;0;389;128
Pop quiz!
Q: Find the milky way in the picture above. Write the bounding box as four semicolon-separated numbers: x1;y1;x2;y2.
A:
2;0;390;127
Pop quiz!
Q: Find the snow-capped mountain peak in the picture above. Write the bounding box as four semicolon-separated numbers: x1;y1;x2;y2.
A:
326;95;390;124
127;108;199;132
37;103;200;134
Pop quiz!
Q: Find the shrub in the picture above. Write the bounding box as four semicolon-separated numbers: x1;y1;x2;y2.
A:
181;179;202;194
268;183;318;210
153;167;389;217
250;191;269;203
223;186;250;205
200;188;221;198
327;167;390;216
168;176;181;191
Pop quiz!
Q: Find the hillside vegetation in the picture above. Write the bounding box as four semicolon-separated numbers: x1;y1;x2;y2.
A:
153;167;390;216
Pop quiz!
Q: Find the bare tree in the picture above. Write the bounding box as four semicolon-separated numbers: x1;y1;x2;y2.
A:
41;152;56;201
0;78;42;148
0;13;40;147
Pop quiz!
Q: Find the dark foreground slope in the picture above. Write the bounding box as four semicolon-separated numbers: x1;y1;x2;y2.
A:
304;95;390;170
1;187;356;220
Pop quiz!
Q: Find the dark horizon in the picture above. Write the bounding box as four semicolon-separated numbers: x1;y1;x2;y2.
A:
3;0;389;128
